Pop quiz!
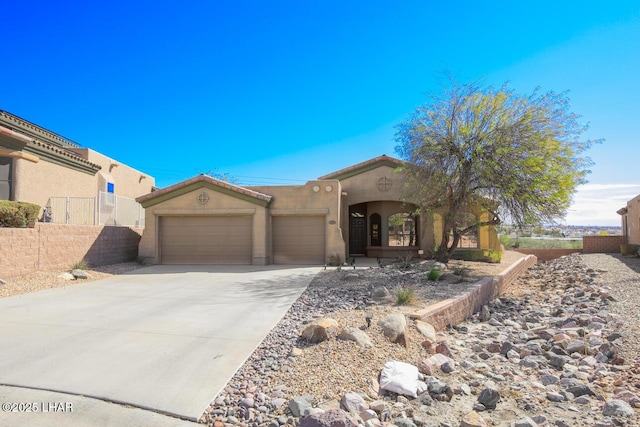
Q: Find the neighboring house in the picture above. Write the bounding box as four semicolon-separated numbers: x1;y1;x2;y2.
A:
618;194;640;244
136;155;501;265
0;110;155;225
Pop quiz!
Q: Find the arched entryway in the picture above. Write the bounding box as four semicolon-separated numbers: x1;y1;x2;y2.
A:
347;201;419;258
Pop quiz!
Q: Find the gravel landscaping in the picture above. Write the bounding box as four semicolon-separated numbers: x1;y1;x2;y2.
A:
204;252;640;427
0;262;143;298
4;252;640;427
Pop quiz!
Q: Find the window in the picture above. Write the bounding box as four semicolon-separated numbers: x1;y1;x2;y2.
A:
0;157;12;200
388;213;417;247
370;213;381;246
105;182;115;205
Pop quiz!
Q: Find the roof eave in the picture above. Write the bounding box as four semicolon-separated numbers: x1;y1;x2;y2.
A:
137;176;273;208
318;155;406;180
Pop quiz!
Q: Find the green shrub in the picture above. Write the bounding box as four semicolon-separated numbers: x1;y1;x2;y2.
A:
426;268;441;281
72;259;90;270
0;200;40;228
396;286;417;305
485;250;503;263
452;248;504;263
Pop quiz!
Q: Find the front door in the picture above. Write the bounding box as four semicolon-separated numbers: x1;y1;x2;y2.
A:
349;215;367;255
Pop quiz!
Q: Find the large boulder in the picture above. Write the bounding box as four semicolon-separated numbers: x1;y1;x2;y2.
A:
602;399;634;417
301;318;339;344
289;396;313;417
338;327;374;348
300;409;359;427
371;286;395;304
340;392;369;413
414;320;437;342
477;388;500;410
378;313;408;347
460;411;488;427
71;269;89;279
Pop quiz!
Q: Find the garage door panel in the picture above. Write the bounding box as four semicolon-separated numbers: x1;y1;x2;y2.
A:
160;216;252;265
273;216;325;265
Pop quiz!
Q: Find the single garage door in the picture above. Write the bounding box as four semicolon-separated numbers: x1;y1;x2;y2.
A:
272;216;325;264
160;216;252;264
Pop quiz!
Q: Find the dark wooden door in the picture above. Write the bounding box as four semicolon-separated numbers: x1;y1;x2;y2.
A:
349;217;366;255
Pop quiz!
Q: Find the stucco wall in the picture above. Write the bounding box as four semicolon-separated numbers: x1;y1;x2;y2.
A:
11;149;154;215
138;185;269;264
13;157;96;209
621;195;640;245
0;223;142;278
250;180;344;263
72;148;155;199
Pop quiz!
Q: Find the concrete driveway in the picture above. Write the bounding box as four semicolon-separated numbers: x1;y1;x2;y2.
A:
0;265;319;426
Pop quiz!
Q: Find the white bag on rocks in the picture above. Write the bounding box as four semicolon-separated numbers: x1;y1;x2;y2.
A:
379;360;425;398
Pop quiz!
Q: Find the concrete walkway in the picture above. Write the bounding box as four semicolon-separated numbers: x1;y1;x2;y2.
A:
0;265;319;426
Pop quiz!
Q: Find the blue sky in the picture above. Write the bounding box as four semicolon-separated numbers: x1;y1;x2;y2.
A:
2;1;639;226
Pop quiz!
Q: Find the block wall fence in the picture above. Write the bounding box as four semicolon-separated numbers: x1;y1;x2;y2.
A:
411;254;538;330
512;249;580;263
582;235;626;254
512;236;626;262
0;223;142;278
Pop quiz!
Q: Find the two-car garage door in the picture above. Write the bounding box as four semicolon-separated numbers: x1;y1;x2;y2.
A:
159;215;326;265
160;216;252;264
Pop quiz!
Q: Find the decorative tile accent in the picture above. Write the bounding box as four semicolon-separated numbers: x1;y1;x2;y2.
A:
377;176;392;191
198;191;210;205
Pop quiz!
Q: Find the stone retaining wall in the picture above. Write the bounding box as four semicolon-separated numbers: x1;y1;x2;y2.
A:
0;223;142;278
410;254;537;330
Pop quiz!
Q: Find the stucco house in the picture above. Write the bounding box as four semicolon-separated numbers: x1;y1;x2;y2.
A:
0;110;155;224
618;194;640;245
137;155;500;265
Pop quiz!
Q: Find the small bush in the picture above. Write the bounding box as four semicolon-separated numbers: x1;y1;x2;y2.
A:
396;253;415;270
328;253;342;267
426;268;441;281
72;259;90;270
485;250;503;263
396;286;417;305
452;266;470;277
0;200;40;228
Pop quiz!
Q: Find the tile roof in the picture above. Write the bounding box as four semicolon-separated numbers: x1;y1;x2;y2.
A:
136;174;273;206
0;111;101;171
318;154;405;180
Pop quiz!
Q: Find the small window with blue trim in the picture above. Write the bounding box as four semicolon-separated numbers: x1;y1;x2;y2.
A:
107;182;115;193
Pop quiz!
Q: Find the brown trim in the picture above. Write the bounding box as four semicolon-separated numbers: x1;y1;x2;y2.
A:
0;124;101;174
0;110;80;149
319;155;405;180
138;176;273;208
0;147;39;163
